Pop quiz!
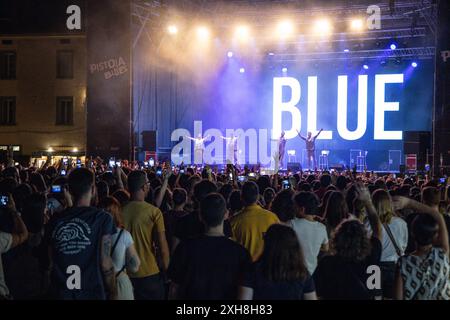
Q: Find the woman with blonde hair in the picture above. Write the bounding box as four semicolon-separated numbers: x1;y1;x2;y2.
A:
372;189;408;299
98;196;141;300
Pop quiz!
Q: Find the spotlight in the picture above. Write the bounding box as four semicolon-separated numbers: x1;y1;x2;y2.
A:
390;43;397;50
235;25;250;41
343;49;350;52
268;52;275;56
72;147;78;153
227;51;233;58
282;67;288;73
239;67;245;73
277;20;294;37
47;147;54;153
363;64;369;70
196;26;210;40
167;25;178;35
411;62;418;68
314;19;332;35
350;18;364;31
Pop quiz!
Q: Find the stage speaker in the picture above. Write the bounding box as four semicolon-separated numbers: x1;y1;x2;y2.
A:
142;131;157;152
403;131;431;170
287;162;302;171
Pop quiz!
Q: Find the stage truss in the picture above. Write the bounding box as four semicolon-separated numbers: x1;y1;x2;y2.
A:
132;0;437;62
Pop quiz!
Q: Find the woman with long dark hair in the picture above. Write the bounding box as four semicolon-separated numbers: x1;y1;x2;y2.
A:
314;184;382;300
238;224;317;300
393;196;450;300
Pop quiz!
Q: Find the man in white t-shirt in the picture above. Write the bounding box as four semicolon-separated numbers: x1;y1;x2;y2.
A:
289;191;329;275
0;205;29;298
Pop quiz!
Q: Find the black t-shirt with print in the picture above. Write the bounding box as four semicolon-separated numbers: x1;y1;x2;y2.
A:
242;262;316;300
313;237;382;300
168;235;252;300
45;207;115;300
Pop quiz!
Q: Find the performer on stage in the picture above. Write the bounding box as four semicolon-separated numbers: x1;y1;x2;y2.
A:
221;134;239;165
277;131;287;169
185;134;210;165
296;128;323;170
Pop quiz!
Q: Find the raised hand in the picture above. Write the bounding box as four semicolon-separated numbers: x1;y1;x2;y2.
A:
355;183;371;203
392;196;410;211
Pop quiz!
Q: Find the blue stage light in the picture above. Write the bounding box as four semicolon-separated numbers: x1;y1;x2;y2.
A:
239;67;245;73
390;43;396;50
227;51;233;58
363;64;369;70
282;67;288;73
411;62;418;68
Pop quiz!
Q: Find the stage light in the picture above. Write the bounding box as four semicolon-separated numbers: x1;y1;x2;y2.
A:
411;62;418;68
235;25;250;41
314;19;332;35
390;43;397;50
350;18;364;31
268;52;275;56
344;49;349;52
72;147;78;153
277;20;294;37
167;25;178;35
363;64;369;70
282;67;288;73
196;26;210;40
47;147;54;153
227;51;233;58
239;67;245;73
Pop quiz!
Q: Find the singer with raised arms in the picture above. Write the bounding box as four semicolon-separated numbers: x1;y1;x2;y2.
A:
297;128;323;171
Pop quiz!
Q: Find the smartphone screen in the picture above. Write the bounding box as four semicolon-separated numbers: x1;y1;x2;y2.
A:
51;185;62;193
0;195;8;207
149;158;155;167
60;170;67;176
238;176;246;182
282;180;290;189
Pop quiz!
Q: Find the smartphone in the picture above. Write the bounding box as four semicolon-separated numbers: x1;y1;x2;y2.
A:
149;158;155;167
51;185;63;193
229;173;233;180
180;169;185;174
144;161;149;167
282;180;290;189
238;176;247;183
439;177;446;184
76;159;82;168
63;158;68;165
109;158;115;168
248;172;256;177
60;169;67;176
116;162;121;168
156;169;162;176
0;195;8;207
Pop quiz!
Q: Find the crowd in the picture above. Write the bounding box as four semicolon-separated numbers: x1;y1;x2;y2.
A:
0;159;449;300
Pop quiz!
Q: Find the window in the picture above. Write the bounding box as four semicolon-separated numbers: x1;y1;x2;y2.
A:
57;50;73;79
56;97;73;125
0;51;16;79
0;97;16;125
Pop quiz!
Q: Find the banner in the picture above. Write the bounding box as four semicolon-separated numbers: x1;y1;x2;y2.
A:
86;0;131;160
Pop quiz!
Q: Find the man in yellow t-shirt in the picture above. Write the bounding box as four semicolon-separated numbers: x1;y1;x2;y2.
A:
230;181;279;261
122;170;169;300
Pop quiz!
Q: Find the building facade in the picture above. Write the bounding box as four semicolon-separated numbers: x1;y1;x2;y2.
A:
0;34;86;163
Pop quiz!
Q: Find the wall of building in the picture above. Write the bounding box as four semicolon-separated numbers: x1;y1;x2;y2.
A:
0;35;87;157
